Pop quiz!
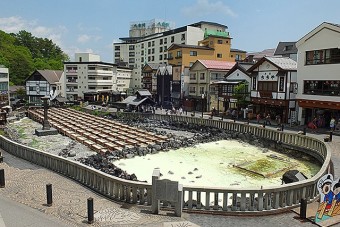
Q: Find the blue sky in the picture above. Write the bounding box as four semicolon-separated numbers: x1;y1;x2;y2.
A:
1;0;340;62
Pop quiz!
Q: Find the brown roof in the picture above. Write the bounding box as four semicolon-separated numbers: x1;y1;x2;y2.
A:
37;70;63;85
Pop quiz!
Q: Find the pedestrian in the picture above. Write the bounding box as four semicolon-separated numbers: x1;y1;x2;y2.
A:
276;114;281;126
330;117;336;131
265;114;271;125
231;109;236;120
256;113;261;123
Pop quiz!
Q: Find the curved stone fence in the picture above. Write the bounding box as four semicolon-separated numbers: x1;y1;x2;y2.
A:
0;111;331;214
116;112;331;213
0;136;152;206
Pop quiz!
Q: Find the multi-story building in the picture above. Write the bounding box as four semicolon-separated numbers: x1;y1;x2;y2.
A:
248;56;297;123
25;70;63;104
296;22;340;127
113;20;230;90
156;65;172;106
141;63;165;98
188;60;235;112
0;66;9;108
116;67;132;95
63;53;118;102
215;62;253;113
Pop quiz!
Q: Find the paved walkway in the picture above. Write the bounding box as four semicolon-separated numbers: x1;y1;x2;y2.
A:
1;111;340;226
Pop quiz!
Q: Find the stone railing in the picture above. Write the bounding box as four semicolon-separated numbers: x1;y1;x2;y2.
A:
0;111;331;214
0;136;152;206
115;112;331;213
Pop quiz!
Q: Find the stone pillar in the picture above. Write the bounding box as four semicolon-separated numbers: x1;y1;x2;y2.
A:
41;96;50;130
151;169;160;214
175;184;183;217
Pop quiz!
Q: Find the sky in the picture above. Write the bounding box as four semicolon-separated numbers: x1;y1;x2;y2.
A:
1;0;340;62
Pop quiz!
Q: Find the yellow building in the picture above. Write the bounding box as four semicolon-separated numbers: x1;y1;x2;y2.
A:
167;33;234;71
230;48;247;61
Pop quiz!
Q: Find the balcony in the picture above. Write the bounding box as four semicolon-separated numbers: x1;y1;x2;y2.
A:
66;78;78;84
66;69;77;75
87;69;113;75
88;79;113;86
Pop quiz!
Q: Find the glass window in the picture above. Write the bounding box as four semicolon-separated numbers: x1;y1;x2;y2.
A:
217;40;223;44
200;73;205;80
217;53;222;58
190;51;197;56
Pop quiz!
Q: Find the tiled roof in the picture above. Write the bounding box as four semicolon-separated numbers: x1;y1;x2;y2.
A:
274;42;297;55
230;48;247;53
37;70;63;85
265;56;297;70
198;60;236;70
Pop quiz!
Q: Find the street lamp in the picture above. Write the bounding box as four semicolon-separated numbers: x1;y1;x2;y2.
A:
201;93;205;118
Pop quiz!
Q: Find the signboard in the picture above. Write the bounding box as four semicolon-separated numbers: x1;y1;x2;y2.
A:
230;98;237;103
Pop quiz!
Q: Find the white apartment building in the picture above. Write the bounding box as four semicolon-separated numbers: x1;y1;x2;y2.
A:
113;20;229;90
116;67;132;94
296;22;340;126
0;66;9;107
63;53;118;101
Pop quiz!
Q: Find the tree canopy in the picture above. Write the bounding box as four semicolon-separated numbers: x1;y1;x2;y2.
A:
0;30;69;85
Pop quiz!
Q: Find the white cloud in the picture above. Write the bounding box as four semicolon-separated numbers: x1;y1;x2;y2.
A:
77;34;102;44
181;0;237;18
0;16;67;47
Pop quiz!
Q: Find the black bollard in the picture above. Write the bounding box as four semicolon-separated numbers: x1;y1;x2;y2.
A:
303;127;307;135
281;124;284;132
263;122;266;128
0;169;5;188
46;183;52;206
300;198;307;219
87;197;94;224
329;131;333;142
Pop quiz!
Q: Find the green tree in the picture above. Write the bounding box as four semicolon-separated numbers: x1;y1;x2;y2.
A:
232;82;250;108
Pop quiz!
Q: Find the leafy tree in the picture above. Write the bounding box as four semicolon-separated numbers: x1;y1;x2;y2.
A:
232;82;250;108
0;29;69;85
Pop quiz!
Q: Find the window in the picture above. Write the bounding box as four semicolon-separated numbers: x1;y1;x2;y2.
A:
141;50;144;55
190;73;196;80
129;45;135;50
303;80;340;96
141;43;144;48
159;47;163;52
176;51;182;58
181;34;185;41
0;73;8;78
152;41;155;46
168;53;173;59
199;73;205;80
159;55;163;60
148;56;151;62
115;52;120;57
148;42;151;47
152;48;155;54
190;51;197;56
199;87;204;94
285;45;293;51
189;86;196;93
141;57;144;62
151;56;154;61
217;53;222;58
115;46;120;51
258;81;278;91
164;38;167;44
306;48;340;65
217;40;223;44
88;67;95;70
164;46;167;51
129;52;135;57
171;36;174;42
160;39;163;45
164;54;167;60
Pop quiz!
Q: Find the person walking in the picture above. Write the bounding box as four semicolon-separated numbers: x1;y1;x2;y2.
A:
256;113;261;124
265;114;271;125
330;117;336;131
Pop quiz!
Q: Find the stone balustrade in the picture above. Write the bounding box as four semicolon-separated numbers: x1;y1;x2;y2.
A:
0;111;331;214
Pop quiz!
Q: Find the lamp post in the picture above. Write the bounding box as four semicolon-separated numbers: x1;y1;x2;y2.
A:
201;93;205;118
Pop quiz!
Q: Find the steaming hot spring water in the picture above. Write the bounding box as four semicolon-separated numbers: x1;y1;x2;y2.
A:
113;140;320;188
